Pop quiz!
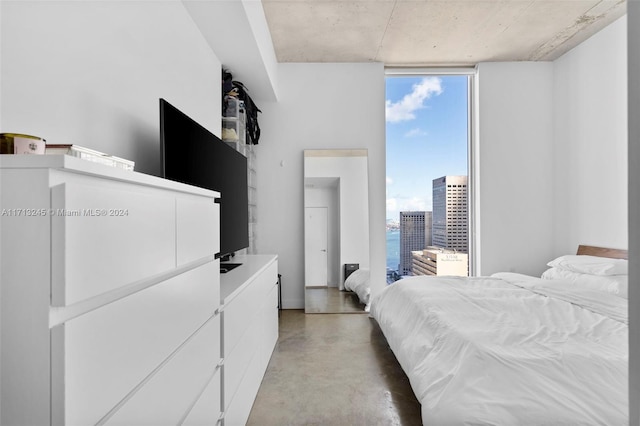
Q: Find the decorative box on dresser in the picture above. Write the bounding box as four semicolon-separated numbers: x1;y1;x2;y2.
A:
0;155;223;425
220;254;279;426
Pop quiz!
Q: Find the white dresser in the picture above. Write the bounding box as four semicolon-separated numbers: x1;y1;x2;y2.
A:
220;255;279;426
0;155;222;426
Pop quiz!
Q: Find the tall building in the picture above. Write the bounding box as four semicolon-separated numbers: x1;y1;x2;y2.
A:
411;247;468;277
399;211;432;275
432;176;468;253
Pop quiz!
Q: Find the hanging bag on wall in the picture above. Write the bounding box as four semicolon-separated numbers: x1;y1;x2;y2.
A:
222;69;262;145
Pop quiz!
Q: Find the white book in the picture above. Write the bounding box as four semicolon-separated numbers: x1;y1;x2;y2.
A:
45;144;134;171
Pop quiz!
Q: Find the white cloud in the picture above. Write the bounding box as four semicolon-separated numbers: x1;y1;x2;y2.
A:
386;195;432;221
386;176;393;185
401;196;427;212
404;128;427;138
386;77;443;123
387;198;397;212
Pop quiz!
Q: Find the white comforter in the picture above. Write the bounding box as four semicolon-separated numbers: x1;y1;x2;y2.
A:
344;268;370;309
370;273;628;425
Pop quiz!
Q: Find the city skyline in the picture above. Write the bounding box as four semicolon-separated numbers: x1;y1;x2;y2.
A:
386;75;469;222
398;211;432;275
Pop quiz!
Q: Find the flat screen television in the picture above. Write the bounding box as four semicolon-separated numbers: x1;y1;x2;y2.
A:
159;98;249;261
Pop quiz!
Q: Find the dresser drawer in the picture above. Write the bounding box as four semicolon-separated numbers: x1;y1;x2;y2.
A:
53;261;219;426
225;284;278;409
223;348;263;426
182;367;222;426
223;261;278;357
105;315;221;426
223;311;261;406
261;284;279;363
51;181;176;306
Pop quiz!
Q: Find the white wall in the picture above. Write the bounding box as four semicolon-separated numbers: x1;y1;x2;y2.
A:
0;1;221;176
0;2;3;128
0;2;388;312
628;2;639;424
255;63;386;309
477;16;627;277
476;62;555;276
552;16;628;256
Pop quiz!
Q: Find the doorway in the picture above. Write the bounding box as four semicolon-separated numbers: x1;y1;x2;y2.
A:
304;207;329;287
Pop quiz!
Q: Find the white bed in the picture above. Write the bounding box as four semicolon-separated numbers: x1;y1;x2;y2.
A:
344;268;371;310
370;246;629;425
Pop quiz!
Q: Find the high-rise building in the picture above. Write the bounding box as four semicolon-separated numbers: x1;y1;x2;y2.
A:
432;176;468;253
399;211;432;275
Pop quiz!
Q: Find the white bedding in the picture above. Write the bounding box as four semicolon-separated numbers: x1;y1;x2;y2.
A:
370;273;628;425
344;268;370;310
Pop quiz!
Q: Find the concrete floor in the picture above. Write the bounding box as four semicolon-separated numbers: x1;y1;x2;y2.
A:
246;310;422;426
304;287;367;314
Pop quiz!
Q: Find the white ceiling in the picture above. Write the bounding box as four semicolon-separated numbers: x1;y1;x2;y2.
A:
261;0;626;65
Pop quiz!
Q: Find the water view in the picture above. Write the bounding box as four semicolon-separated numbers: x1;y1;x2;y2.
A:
386;229;402;283
386;229;399;271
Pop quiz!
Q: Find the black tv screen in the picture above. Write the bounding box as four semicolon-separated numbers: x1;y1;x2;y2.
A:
160;98;249;258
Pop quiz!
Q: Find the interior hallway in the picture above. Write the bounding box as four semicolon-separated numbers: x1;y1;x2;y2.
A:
247;310;422;425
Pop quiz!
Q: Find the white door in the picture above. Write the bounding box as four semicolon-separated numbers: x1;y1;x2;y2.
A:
305;207;328;287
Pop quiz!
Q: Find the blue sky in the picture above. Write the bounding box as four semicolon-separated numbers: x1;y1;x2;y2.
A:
386;76;468;222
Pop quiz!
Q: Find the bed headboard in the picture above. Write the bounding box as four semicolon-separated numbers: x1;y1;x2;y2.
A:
577;245;628;259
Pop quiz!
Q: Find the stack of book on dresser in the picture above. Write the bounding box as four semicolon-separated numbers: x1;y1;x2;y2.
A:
45;144;134;171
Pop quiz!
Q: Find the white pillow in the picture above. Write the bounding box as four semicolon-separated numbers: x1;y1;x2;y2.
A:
546;254;628;276
541;267;628;298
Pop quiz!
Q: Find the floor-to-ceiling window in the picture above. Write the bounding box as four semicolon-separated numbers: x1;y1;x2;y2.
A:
385;71;473;282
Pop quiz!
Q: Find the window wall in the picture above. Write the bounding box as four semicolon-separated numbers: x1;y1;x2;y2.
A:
385;71;474;281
